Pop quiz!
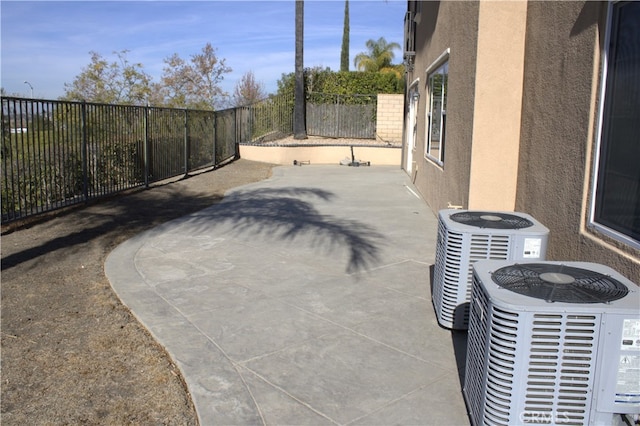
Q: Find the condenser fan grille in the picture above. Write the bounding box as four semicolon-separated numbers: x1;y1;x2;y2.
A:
491;263;629;303
450;211;534;229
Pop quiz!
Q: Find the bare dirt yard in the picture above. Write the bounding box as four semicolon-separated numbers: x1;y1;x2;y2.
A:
1;159;275;425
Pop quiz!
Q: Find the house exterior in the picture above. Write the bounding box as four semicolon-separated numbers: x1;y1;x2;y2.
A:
401;0;639;280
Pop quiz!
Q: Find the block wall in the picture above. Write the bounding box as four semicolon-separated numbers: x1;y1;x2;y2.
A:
376;94;404;143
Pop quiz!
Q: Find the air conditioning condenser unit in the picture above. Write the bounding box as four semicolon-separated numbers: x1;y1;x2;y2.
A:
432;210;549;330
464;260;640;426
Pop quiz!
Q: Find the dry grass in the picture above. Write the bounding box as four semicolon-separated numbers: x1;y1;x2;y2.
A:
1;159;275;425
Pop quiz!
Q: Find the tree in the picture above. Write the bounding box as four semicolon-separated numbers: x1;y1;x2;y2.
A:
294;0;307;139
353;37;401;73
159;43;232;110
232;71;266;106
62;50;152;104
1;88;23;97
340;0;350;72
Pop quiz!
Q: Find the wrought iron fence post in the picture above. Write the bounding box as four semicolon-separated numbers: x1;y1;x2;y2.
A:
184;109;190;177
247;105;252;144
234;108;240;160
81;101;89;203
144;105;150;188
213;113;217;167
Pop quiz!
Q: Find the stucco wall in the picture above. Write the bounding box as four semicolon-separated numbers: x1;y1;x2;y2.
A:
375;94;403;143
404;0;638;280
407;0;479;212
516;1;639;280
239;145;401;166
467;1;527;210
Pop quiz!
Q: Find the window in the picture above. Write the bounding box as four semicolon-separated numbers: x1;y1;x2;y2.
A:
592;1;640;248
425;52;448;165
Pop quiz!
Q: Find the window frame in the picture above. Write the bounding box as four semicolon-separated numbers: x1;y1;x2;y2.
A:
425;49;449;166
589;1;640;250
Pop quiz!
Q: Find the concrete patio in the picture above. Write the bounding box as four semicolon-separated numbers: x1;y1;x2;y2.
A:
105;164;470;425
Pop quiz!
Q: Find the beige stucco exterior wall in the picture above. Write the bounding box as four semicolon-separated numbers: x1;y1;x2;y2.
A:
375;94;403;143
404;0;638;280
467;1;528;210
515;1;639;280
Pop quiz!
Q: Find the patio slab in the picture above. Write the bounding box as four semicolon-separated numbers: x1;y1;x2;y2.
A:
105;164;470;425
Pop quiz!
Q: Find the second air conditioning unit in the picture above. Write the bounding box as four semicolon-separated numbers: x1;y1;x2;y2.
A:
464;260;640;426
432;210;549;330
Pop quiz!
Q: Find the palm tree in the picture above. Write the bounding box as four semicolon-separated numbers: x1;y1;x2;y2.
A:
294;0;307;139
353;37;401;73
340;0;350;72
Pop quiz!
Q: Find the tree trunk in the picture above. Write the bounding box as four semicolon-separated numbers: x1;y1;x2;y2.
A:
294;0;307;139
340;0;350;72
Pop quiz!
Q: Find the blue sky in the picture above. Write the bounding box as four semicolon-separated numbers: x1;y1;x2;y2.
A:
1;0;407;100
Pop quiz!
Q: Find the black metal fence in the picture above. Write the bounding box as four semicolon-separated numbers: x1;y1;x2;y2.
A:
1;95;293;223
306;93;377;139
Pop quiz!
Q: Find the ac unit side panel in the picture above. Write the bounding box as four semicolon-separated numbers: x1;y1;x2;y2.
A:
482;304;525;426
464;274;492;424
433;216;477;329
432;218;456;325
593;314;640;415
432;219;447;312
466;273;532;426
517;311;600;425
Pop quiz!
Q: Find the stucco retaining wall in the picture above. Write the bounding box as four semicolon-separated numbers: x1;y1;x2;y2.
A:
239;145;401;166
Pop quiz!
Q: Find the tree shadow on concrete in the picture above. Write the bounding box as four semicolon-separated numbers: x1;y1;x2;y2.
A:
1;162;275;271
180;187;386;273
2;181;385;275
0;188;225;271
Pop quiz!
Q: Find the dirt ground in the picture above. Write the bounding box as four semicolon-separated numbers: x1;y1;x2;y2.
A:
254;134;402;147
1;159;275;425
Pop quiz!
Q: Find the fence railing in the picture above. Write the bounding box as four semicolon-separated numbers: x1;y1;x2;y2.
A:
1;94;293;223
306;93;377;139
